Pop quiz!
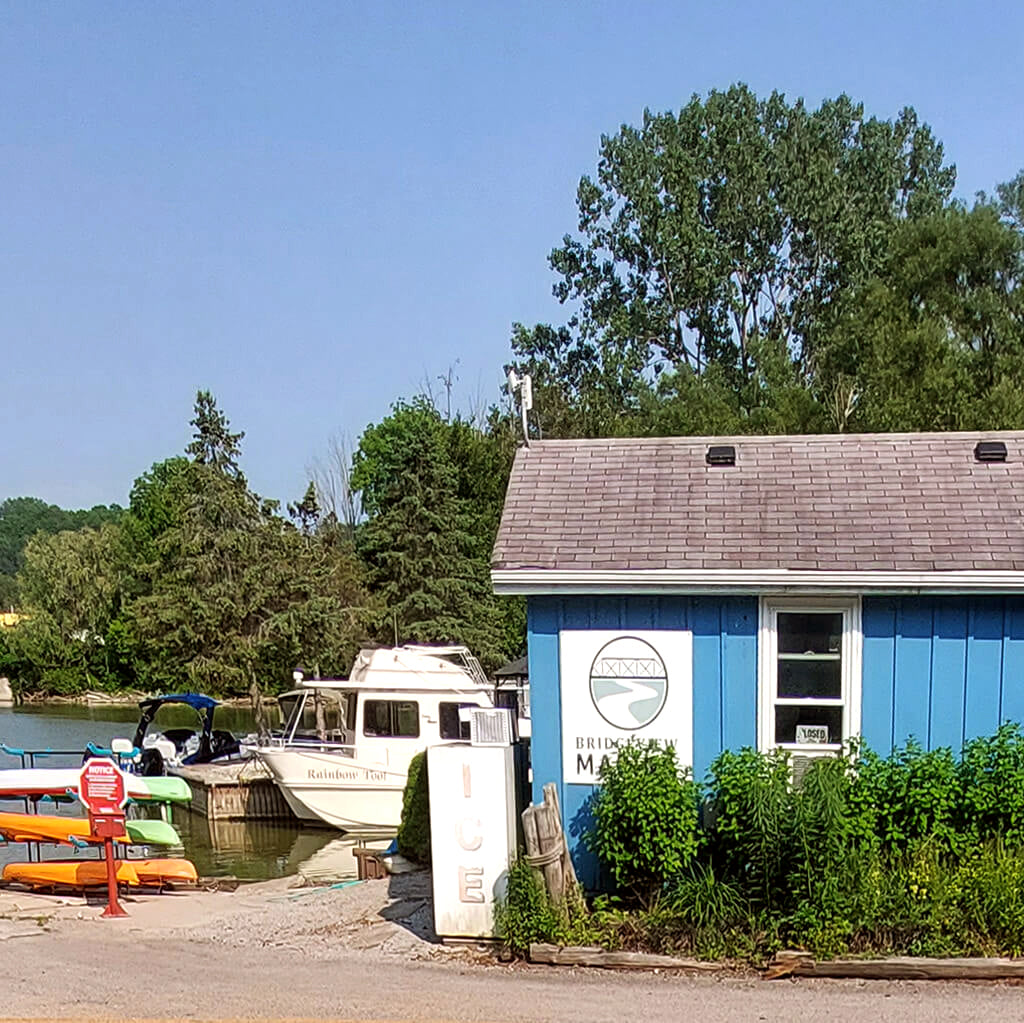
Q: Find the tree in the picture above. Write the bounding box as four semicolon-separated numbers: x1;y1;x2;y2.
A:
7;522;128;694
308;432;363;541
820;203;1024;431
288;482;320;536
187;390;245;478
351;398;520;670
0;497;123;610
127;399;370;694
512;84;956;436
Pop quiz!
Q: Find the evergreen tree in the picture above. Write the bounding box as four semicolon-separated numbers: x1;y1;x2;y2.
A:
187;390;245;478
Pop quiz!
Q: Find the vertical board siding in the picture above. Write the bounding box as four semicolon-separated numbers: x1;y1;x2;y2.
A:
892;602;933;749
964;599;1004;741
690;599;724;779
526;594;757;887
862;596;1024;753
929;603;968;750
722;600;758;752
1003;603;1024;726
861;598;897;752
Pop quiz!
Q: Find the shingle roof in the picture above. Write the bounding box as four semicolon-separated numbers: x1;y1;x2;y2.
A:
492;432;1024;575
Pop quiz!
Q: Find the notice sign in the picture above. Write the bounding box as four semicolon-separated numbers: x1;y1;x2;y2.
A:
560;630;693;784
78;758;128;817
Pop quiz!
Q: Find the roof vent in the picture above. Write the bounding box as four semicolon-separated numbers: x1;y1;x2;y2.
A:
974;441;1007;463
706;445;736;467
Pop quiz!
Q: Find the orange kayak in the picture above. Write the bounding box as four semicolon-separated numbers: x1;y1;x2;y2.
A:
132;858;198;885
2;859;141;889
0;810;127;845
2;857;198;890
0;811;179;847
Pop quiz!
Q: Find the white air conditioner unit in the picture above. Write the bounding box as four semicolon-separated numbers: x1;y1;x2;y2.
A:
468;708;514;747
790;750;837;787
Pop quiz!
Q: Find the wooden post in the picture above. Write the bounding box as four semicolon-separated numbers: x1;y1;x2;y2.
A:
521;784;578;907
534;798;565;904
543;783;577;890
521;805;545;891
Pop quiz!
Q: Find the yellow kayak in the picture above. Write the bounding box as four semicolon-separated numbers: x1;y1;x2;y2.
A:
2;857;198;890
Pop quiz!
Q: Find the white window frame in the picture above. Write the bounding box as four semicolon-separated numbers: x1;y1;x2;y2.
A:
757;596;862;754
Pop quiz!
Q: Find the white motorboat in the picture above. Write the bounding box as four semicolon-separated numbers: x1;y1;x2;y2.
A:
254;645;497;832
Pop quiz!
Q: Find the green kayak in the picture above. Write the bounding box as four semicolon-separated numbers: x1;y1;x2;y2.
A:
125;818;181;846
130;776;192;805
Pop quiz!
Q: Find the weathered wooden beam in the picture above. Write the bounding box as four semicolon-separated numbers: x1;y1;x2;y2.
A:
529;943;725;972
765;951;1024;981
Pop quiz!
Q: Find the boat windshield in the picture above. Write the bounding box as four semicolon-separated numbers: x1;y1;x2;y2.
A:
284;689;355;744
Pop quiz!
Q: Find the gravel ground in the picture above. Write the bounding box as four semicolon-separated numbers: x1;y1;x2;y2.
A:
4;871;1024;1021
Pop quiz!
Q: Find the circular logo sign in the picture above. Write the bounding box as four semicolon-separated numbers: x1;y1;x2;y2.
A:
589;636;668;730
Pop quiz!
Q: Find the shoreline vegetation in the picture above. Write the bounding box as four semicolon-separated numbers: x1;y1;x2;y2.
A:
1;685;254;709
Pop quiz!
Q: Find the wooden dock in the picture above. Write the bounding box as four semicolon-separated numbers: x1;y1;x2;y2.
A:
170;759;297;821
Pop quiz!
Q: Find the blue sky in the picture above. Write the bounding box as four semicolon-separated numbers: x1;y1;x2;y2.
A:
3;1;1022;509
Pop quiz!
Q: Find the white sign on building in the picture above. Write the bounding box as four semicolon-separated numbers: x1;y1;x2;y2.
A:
559;630;693;784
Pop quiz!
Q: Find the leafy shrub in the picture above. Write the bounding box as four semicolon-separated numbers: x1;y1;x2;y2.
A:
573;728;1024;962
856;740;961;853
396;751;430;864
494;856;594;954
704;746;792;910
587;740;700;903
959;724;1024;844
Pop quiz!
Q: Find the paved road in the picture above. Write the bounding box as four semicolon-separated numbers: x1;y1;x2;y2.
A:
2;931;1022;1022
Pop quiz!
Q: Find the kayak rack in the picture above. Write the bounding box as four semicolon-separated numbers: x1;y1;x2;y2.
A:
0;743;143;863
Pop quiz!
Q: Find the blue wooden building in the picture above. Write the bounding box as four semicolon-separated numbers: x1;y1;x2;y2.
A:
491;431;1024;884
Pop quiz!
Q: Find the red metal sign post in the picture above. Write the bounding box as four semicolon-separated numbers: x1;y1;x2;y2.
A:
78;758;129;918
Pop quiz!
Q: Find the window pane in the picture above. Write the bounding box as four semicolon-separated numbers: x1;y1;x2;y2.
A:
363;700;391;737
774;705;843;745
395;701;419;738
778;613;842;655
778;659;841;699
439;702;471;741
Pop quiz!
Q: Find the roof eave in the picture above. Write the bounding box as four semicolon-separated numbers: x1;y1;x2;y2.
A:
491;568;1024;596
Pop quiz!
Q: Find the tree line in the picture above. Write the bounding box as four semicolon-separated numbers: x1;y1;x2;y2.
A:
1;84;1022;698
0;392;522;698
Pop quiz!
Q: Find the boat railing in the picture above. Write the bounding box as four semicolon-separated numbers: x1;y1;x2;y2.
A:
258;736;369;759
0;742;88;770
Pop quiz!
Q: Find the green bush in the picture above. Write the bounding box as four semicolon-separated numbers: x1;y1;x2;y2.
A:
396;751;431;864
856;740;962;853
586;739;700;904
494;856;594;954
705;746;793;910
571;727;1024;962
959;724;1024;844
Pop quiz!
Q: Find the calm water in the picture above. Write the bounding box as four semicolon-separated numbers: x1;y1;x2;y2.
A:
0;703;389;879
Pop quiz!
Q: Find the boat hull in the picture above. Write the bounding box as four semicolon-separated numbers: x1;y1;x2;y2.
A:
256;748;406;832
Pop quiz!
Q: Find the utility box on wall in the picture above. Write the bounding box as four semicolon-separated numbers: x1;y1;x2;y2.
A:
428;743;518;939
